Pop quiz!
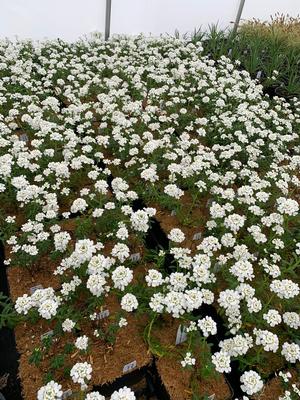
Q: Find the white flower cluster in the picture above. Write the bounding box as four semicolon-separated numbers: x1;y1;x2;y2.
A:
37;381;63;400
1;35;300;397
240;370;263;395
70;362;92;389
15;288;60;320
181;352;196;368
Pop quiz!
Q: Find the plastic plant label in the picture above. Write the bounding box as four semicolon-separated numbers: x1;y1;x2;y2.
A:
41;330;54;341
19;133;29;142
123;360;137;373
228;48;232;56
193;232;202;241
175;325;187;345
213;262;222;273
208;395;216;400
62;389;73;399
171;210;176;216
206;198;213;207
30;284;43;294
96;309;110;320
256;70;262;80
130;252;141;262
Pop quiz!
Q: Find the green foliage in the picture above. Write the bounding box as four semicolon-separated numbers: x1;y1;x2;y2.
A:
106;321;120;345
29;347;43;366
190;17;300;97
43;371;54;384
143;315;169;357
64;342;75;354
50;354;65;370
0;292;19;329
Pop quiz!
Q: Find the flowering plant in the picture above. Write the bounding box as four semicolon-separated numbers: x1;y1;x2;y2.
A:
0;34;300;399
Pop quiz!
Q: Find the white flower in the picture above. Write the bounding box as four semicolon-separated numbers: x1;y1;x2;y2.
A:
54;231;71;252
85;392;105;400
277;197;299;216
240;370;263;395
119;317;128;327
88;255;114;275
116;226;129;240
219;334;253;357
164;184;184;199
92;208;104;218
218;289;240;310
15;294;33;315
121;293;138;312
212;351;231;373
168;272;187;291
246;297;262;313
149;293;165;313
197;236;221;256
95;180;109;194
37;381;63;400
38;299;59;319
230;260;254;282
283;312;300;329
184;288;203;312
75;335;89;351
263;309;282;327
270;279;300;299
112;266;133;290
145;269;164;287
70;362;92;388
164;291;186;318
62;318;75;332
87;274;106;297
197;316;217;337
75;239;96;262
130;210;150;232
254;329;279;352
70;198;88;214
110;386;136;400
224;214;246;233
168;228;185;243
281;342;300;363
111;243;130;262
181;352;196;368
141;166;158;182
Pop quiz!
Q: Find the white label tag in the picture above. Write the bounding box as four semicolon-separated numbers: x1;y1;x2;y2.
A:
41;330;54;341
130;252;141;262
96;309;110;320
62;389;73;399
213;262;222;273
19;133;29;142
193;232;202;241
175;325;187;345
206;198;213;207
30;284;43;294
208;395;216;400
123;360;137;373
171;210;176;216
256;70;262;79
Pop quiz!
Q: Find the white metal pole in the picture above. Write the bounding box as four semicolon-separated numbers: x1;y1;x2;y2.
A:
105;0;112;40
233;0;246;34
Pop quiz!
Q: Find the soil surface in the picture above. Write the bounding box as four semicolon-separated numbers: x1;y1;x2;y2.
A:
152;317;232;400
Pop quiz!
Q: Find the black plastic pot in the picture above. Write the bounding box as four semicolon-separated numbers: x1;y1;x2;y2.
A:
92;361;170;400
192;304;243;399
0;243;23;400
